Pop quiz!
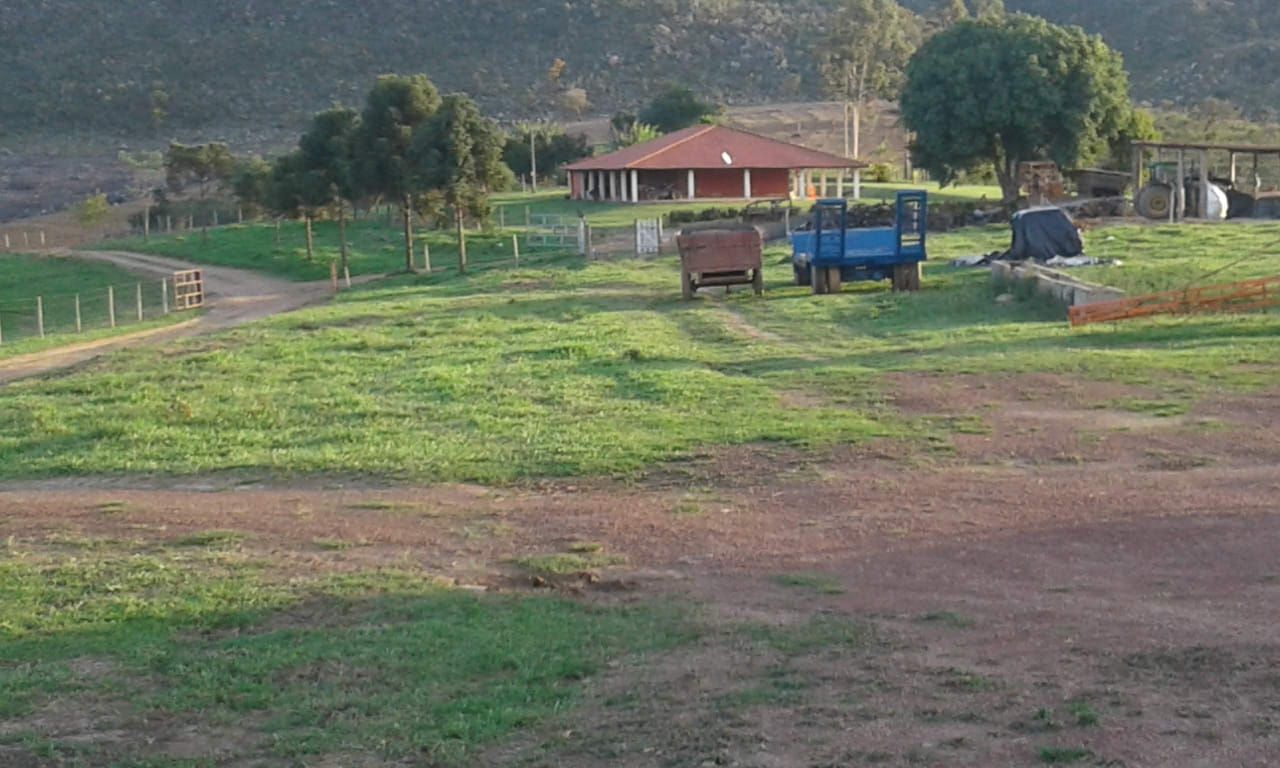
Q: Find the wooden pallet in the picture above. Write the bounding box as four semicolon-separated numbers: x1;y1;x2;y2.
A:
1068;275;1280;327
172;269;205;310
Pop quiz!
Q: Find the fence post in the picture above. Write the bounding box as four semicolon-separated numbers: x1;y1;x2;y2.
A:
136;283;143;321
39;231;46;247
75;294;82;332
144;205;151;240
330;262;339;293
525;206;531;227
423;241;431;273
167;216;173;233
344;266;351;288
161;279;168;314
238;207;244;224
213;209;219;227
499;207;505;230
108;286;116;328
36;296;44;338
586;224;594;259
513;234;520;266
23;232;29;247
2;233;8;250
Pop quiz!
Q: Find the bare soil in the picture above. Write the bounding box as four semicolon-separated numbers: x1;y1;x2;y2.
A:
2;373;1279;766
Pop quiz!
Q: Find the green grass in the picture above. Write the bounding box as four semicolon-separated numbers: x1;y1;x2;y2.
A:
1038;746;1094;764
0;541;693;765
515;551;627;576
771;572;846;595
6;221;1279;483
1075;221;1280;294
100;218;551;282
0;253;185;357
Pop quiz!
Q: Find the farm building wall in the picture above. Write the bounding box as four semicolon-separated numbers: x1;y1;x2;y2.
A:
750;169;791;198
694;169;744;199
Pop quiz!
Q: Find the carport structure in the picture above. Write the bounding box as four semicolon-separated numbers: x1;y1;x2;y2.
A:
565;124;866;203
1132;140;1280;220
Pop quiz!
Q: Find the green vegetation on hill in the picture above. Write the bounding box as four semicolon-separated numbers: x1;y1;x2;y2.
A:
3;0;1280;140
9;222;1280;482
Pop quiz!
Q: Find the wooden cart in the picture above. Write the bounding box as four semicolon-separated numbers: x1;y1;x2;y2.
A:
676;227;764;299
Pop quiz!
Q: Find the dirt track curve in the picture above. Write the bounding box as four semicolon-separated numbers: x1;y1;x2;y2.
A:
0;251;374;385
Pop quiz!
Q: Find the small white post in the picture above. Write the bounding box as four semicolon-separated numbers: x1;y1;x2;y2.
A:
40;230;46;246
512;234;520;266
136;283;143;321
344;267;351;288
75;294;82;331
108;286;116;328
422;241;431;273
743;168;752;199
499;206;505;230
23;232;29;247
36;296;44;338
161;280;168;315
2;233;8;250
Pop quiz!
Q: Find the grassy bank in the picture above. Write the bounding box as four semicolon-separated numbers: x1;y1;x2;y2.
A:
6;221;1280;482
0;538;691;765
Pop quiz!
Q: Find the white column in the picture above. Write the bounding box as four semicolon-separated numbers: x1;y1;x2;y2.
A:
853;169;862;200
836;170;846;199
688;169;696;200
630;170;639;203
743;169;752;199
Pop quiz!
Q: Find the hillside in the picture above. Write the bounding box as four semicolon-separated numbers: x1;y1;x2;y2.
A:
3;0;1280;143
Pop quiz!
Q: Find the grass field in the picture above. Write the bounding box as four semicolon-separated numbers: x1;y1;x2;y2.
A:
0;253;181;359
1076;221;1280;294
0;537;693;765
490;182;1004;229
9;221;1280;482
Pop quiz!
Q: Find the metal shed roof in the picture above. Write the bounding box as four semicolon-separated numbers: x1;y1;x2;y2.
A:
564;124;865;172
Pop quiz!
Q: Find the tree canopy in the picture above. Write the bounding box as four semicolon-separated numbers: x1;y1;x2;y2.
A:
900;13;1134;202
639;87;719;134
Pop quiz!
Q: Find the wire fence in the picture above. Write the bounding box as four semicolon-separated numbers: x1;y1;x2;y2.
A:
0;278;177;348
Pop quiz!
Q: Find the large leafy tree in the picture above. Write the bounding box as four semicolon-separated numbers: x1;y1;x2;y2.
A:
502;128;590;184
299;107;360;277
165;142;235;241
354;74;442;271
411;93;512;272
266;151;331;262
819;0;922;160
900;14;1134;204
638;87;718;134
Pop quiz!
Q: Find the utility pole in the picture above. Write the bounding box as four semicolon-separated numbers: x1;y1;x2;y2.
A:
530;127;539;194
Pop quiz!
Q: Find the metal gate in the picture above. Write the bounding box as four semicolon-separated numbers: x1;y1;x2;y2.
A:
634;219;662;255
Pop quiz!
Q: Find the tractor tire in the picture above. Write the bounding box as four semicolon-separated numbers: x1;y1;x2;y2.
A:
794;264;810;286
811;265;828;295
1136;184;1173;220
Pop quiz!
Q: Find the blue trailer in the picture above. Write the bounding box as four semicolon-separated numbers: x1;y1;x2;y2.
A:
790;191;928;294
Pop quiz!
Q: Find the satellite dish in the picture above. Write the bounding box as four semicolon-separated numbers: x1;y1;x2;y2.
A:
721;151;734;166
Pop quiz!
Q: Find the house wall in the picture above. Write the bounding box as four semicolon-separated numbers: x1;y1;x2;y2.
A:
751;169;791;198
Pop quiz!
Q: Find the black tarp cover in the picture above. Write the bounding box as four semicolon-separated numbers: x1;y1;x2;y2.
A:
1007;207;1083;262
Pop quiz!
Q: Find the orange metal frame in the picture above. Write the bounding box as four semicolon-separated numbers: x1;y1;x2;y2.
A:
1069;275;1280;327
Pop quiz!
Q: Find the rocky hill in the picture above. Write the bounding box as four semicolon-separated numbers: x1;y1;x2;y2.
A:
1;0;1278;141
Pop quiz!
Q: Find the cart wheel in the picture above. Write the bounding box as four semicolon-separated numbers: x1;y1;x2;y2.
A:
811;265;828;295
681;271;695;300
753;268;764;296
827;267;842;294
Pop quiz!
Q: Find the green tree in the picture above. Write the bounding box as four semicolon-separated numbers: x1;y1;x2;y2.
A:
165;142;235;242
639;87;718;134
970;0;1005;19
502;128;591;183
411;93;511;273
266;152;332;262
614;122;662;149
354;74;442;272
930;0;970;30
75;193;110;227
820;0;922;162
232;157;273;217
900;14;1134;204
300;107;360;277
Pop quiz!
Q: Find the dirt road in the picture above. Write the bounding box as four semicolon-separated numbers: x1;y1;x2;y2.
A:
0;250;370;385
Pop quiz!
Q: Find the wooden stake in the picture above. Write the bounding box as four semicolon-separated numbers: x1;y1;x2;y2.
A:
525;206;531;227
23;232;29;247
513;234;520;266
422;241;431;273
39;231;45;246
456;211;468;274
36;296;44;338
3;233;8;250
499;206;505;230
75;294;82;332
330;261;339;293
344;266;351;288
108;286;116;328
144;205;151;240
161;280;168;314
136;283;143;321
